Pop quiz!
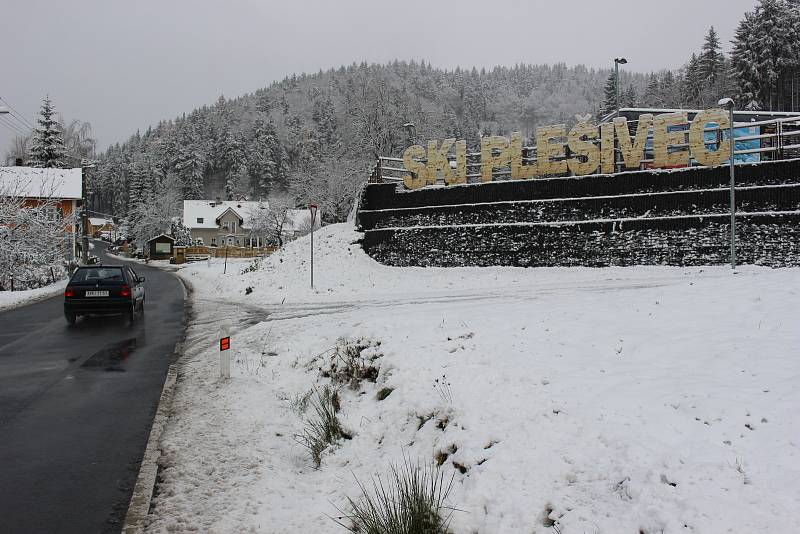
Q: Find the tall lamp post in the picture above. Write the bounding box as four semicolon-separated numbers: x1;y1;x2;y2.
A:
718;98;736;269
614;58;628;118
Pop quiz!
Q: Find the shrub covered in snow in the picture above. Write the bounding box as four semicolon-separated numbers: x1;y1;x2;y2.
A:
294;385;349;467
0;178;75;291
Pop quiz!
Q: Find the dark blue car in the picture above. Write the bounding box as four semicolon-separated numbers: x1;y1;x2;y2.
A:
64;265;145;325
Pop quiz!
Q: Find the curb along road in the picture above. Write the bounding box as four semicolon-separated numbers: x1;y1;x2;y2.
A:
122;273;192;534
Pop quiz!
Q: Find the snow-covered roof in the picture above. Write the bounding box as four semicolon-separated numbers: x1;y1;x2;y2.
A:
147;233;175;243
183;200;267;230
0;166;82;200
89;217;113;226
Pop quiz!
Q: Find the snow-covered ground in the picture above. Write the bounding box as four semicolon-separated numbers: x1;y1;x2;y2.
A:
147;223;800;534
0;280;67;312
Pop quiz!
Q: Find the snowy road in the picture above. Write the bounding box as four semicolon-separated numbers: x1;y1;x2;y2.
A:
0;242;186;534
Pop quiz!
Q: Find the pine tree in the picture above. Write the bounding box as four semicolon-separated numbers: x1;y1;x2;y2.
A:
683;54;703;107
624;84;637;107
659;71;679;107
174;122;206;199
731;0;800;110
170;217;192;246
602;72;618;115
312;92;338;147
247;119;284;196
700;26;723;85
28;96;67;168
645;74;660;107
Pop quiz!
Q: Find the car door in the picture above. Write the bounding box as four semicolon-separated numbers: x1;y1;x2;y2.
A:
127;267;144;306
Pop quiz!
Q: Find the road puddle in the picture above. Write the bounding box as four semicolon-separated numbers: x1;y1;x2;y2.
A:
80;338;138;372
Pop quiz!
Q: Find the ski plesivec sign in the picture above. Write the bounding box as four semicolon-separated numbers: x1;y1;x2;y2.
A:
400;109;734;190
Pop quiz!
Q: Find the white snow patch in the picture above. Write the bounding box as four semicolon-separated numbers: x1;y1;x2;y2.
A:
147;222;800;534
0;280;67;312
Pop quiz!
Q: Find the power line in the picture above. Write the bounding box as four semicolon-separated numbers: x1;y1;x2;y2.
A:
2;113;33;135
0;115;26;135
0;96;36;130
0;115;29;137
7;113;34;133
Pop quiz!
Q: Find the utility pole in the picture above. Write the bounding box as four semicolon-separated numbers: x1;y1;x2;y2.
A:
81;163;90;264
78;159;97;263
309;204;318;289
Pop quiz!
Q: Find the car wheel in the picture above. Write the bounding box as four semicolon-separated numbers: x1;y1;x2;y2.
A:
65;312;76;326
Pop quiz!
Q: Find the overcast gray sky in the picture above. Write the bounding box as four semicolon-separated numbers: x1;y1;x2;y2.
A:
0;0;757;154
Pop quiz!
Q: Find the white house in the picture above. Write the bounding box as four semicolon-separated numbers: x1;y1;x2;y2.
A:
182;200;266;247
182;199;322;247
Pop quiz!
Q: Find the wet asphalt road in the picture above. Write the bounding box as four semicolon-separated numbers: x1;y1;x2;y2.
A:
0;242;186;533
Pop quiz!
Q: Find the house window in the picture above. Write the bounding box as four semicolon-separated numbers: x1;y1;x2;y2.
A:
211;237;216;245
197;217;204;224
235;239;240;246
231;221;237;233
222;221;229;231
43;207;59;221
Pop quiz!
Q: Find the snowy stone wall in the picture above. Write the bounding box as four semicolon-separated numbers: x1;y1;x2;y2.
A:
358;159;800;268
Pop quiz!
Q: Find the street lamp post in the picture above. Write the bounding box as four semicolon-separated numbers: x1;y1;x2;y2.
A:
614;58;628;119
718;98;736;269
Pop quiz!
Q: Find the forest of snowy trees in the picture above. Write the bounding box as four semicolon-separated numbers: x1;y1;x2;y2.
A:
5;0;800;240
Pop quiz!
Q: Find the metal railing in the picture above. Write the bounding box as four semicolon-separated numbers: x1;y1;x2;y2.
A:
373;115;800;186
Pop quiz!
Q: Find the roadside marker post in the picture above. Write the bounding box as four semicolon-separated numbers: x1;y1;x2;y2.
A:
219;322;231;379
308;204;318;289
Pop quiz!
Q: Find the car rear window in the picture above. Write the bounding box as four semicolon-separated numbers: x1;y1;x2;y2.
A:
71;267;125;283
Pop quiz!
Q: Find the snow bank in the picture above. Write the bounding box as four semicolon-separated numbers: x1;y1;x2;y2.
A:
0;280;67;312
148;223;800;534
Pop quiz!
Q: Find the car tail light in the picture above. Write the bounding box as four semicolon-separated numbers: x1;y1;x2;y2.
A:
120;285;132;298
64;287;75;298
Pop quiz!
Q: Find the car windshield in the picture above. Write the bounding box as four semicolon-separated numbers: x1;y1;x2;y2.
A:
71;267;125;283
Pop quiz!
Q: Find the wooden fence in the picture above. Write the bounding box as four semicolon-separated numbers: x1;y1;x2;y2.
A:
176;245;278;260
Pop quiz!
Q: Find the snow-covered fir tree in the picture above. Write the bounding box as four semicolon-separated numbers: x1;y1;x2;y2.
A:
700;27;723;85
602;72;619;115
28;96;67;168
731;0;800;111
170;217;193;246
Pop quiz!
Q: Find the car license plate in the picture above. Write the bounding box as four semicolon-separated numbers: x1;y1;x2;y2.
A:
85;290;109;297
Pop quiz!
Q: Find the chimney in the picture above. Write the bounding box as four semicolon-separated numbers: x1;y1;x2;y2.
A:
216;196;222;205
15;157;23;166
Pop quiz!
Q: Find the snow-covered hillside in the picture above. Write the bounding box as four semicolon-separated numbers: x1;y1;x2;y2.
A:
148;223;800;534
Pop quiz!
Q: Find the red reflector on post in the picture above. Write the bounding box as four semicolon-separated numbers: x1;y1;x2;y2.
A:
120;285;131;298
220;337;230;351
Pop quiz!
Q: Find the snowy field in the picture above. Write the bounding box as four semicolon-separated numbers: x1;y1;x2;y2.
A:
0;280;67;312
147;223;800;534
